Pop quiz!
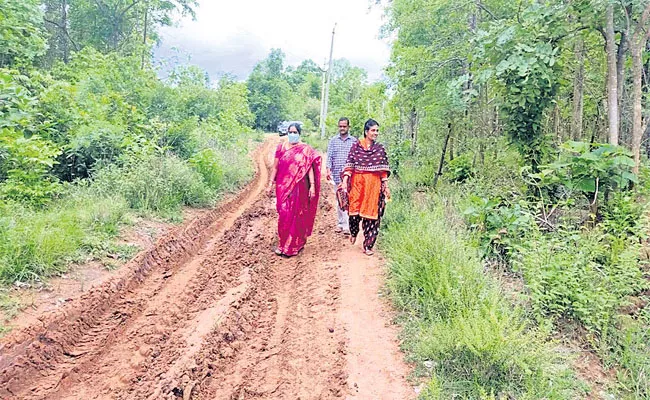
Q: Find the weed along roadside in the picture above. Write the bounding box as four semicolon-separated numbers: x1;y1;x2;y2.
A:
381;182;583;399
378;138;650;398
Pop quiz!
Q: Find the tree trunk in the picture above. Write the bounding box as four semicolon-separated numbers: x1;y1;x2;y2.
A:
630;4;650;173
448;136;454;161
572;38;585;140
606;4;620;145
62;0;69;63
141;1;148;69
631;43;644;173
617;30;628;141
553;103;561;140
644;120;650;158
409;107;418;154
433;123;452;188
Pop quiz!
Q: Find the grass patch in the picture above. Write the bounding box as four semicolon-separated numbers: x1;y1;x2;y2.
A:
301;132;329;153
381;184;584;399
91;154;214;219
0;194;129;284
0;137;257;285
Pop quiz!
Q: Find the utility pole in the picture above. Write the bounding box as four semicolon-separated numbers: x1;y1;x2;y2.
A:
318;59;327;136
320;23;336;139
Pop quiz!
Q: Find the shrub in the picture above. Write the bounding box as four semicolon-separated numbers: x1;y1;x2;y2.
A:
446;154;475;183
382;195;580;398
463;197;535;261
0;130;62;206
189;148;225;190
601;192;645;238
0;192;128;283
92;154;213;217
514;230;646;338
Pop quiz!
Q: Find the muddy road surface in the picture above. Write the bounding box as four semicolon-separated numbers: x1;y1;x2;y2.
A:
0;139;413;400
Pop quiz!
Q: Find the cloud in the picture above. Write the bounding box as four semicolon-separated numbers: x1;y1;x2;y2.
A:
154;0;391;82
155;30;268;80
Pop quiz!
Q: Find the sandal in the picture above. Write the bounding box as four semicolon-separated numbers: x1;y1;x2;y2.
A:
274;248;283;256
334;227;343;233
363;248;374;256
350;236;356;245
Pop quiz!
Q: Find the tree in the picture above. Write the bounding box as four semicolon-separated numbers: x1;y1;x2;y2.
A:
246;49;292;131
605;3;620;145
630;2;650;173
0;0;47;67
42;0;196;61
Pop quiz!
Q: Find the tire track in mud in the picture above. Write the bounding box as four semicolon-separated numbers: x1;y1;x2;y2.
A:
0;137;412;400
0;140;278;399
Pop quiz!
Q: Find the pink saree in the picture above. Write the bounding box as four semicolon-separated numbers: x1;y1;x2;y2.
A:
274;142;322;256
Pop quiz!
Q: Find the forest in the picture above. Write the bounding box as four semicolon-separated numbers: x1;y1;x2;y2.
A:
1;0;650;398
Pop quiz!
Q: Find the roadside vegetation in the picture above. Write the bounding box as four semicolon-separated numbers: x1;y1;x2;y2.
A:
0;1;257;288
378;0;650;398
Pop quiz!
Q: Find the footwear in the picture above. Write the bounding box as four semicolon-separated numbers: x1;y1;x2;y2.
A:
363;248;374;256
342;230;350;236
274;248;283;256
350;235;356;245
334;226;343;233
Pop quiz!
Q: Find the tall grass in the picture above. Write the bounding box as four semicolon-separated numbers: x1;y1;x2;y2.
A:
381;185;582;399
0;139;256;284
0;194;128;283
92;154;213;218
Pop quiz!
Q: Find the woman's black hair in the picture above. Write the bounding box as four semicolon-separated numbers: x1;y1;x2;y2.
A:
363;118;379;137
288;122;301;134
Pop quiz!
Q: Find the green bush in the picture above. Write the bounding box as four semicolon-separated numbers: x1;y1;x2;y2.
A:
92;154;213;217
0;130;62;206
514;230;646;338
601;192;645;238
446;154;475;183
463;197;535;261
189;148;225;190
0;193;128;283
61;120;126;180
159;117;200;159
382;194;580;398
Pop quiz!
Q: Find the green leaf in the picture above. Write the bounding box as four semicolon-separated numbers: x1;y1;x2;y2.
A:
621;171;639;183
575;178;596;193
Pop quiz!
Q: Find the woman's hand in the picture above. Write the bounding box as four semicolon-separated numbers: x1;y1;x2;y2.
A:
309;185;316;199
342;176;349;190
381;181;391;199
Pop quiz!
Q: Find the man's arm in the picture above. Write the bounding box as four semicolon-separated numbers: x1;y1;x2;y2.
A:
326;139;334;181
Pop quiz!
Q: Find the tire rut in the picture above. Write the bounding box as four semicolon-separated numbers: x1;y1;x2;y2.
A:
0;141;273;399
0;139;352;400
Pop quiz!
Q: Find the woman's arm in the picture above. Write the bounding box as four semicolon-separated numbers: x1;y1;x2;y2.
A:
380;171;390;199
308;163;316;198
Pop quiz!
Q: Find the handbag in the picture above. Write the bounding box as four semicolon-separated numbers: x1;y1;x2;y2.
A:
336;183;349;211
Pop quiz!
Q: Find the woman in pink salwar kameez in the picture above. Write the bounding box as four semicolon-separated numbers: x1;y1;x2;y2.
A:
266;123;321;257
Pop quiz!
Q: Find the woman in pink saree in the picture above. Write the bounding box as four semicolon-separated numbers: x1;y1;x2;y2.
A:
266;123;321;257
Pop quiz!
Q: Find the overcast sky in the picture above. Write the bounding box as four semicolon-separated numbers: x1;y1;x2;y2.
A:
154;0;392;83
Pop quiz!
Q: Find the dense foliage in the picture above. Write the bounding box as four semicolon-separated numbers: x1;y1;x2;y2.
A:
378;0;650;397
0;1;256;285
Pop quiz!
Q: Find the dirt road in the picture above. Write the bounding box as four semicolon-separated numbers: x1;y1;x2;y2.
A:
0;139;413;400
